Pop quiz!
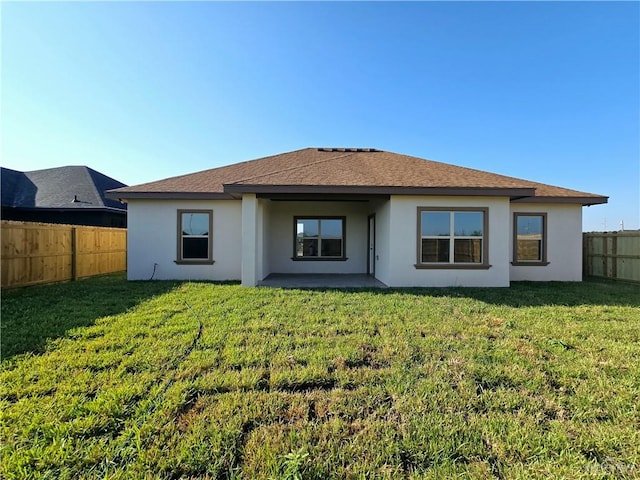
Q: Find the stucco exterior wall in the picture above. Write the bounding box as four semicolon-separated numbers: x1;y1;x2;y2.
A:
260;198;271;280
126;196;585;285
372;199;391;286
241;194;258;286
509;203;583;281
264;201;372;275
387;196;511;287
127;199;242;281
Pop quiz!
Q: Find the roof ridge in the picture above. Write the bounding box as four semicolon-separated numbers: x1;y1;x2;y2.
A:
81;166;104;206
225;151;359;185
111;148;317;191
24;165;87;173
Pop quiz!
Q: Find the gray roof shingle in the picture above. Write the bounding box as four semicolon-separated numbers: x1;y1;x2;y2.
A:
2;166;127;211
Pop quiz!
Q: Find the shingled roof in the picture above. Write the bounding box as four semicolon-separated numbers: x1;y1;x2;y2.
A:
106;148;607;205
2;166;127;211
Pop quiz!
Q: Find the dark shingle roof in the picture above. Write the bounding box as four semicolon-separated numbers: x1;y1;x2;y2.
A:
106;148;607;205
2;166;127;211
1;168;36;207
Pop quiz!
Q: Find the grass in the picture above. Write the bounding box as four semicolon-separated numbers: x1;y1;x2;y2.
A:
1;275;639;479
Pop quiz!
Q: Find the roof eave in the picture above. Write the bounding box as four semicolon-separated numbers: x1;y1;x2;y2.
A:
223;184;536;198
511;196;609;206
104;187;607;206
3;206;127;213
104;191;234;201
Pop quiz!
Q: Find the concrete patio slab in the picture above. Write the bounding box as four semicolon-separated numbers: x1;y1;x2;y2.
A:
258;274;388;289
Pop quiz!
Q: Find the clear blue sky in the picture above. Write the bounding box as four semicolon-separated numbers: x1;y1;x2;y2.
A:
2;1;638;231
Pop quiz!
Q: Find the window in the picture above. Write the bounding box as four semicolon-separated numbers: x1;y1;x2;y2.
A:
416;208;489;268
294;217;346;260
513;213;548;265
177;210;213;264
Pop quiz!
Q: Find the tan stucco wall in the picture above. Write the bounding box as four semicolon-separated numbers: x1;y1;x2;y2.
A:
125;196;585;286
127;199;242;281
386;196;511;287
263;201;372;276
509;203;583;281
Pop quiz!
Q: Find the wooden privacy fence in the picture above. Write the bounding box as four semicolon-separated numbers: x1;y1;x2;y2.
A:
1;221;126;288
583;231;640;283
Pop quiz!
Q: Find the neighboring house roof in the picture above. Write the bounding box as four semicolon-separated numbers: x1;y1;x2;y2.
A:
2;166;127;212
106;148;607;205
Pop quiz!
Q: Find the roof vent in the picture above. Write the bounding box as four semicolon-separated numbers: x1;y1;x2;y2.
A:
317;147;379;152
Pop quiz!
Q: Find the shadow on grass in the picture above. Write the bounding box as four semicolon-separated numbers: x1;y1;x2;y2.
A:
430;280;640;308
290;279;640;308
3;275;637;360
1;274;181;360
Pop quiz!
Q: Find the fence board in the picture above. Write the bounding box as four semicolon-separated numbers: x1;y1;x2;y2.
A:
583;231;640;283
1;221;126;288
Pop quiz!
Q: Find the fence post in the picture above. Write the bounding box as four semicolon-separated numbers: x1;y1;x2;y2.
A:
71;227;78;281
582;232;589;278
612;233;618;280
602;235;608;278
589;236;596;275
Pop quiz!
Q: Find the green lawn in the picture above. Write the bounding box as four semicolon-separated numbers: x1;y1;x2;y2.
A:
1;275;639;479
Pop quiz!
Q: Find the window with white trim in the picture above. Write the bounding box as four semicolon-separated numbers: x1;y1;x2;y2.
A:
177;210;213;263
417;208;488;266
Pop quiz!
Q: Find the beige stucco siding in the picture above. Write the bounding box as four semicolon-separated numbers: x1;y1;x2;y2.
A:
125;196;585;285
126;199;242;281
509;203;583;281
386;196;511;287
371;199;391;285
264;201;371;275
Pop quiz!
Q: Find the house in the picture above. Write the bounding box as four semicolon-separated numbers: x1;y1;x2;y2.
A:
106;148;607;287
1;166;127;228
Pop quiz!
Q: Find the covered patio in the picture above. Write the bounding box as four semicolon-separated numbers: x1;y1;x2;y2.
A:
241;194;389;286
258;273;388;289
